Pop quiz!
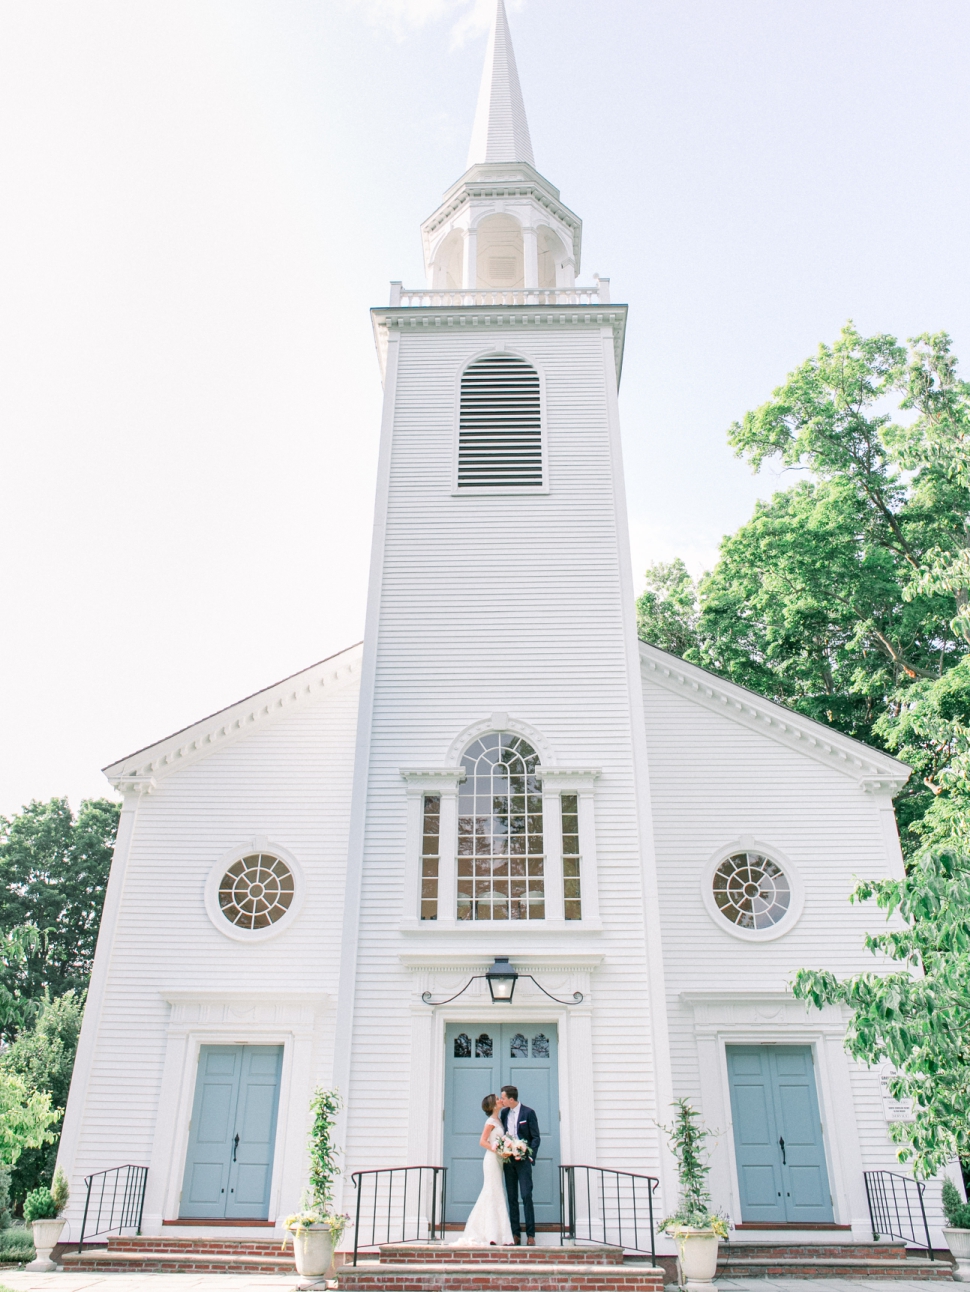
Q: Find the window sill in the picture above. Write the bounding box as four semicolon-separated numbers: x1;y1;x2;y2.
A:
399;918;603;935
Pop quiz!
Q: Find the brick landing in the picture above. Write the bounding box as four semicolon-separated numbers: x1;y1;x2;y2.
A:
718;1242;952;1280
61;1235;295;1274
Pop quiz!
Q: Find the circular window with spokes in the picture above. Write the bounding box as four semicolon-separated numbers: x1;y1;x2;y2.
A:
205;844;303;941
702;844;803;941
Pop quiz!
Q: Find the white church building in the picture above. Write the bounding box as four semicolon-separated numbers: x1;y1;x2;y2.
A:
58;0;950;1260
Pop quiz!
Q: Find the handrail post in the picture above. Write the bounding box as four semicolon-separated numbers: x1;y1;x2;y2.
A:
78;1174;93;1255
917;1180;934;1260
352;1172;362;1267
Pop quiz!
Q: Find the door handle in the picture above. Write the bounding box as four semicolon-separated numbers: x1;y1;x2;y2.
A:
778;1136;786;1164
233;1133;240;1162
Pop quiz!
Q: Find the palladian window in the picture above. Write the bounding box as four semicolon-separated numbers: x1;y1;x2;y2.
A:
457;732;544;920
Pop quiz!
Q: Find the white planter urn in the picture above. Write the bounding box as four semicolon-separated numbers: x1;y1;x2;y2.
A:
671;1227;720;1290
944;1227;970;1281
289;1222;335;1282
27;1217;66;1271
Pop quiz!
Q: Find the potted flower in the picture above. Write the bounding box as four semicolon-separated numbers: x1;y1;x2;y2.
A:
25;1167;69;1271
942;1179;970;1281
658;1100;729;1290
283;1087;350;1284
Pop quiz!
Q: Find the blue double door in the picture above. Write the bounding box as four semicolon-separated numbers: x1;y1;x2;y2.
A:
444;1023;560;1224
726;1045;833;1224
180;1045;283;1219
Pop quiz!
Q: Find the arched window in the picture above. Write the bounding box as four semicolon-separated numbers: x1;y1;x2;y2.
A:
458;355;542;489
457;732;544;921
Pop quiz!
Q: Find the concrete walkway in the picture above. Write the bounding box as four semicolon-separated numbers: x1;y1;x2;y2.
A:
0;1273;953;1292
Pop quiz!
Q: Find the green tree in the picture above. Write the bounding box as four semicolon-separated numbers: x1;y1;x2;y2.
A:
0;992;84;1206
0;1072;57;1168
0;798;118;1032
792;847;970;1178
637;324;970;853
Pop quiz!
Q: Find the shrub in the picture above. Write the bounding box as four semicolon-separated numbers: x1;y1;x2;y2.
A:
50;1167;69;1214
0;1224;35;1262
22;1187;56;1223
942;1179;970;1229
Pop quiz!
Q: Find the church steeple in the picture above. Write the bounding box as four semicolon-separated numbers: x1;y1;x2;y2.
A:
415;0;587;295
466;0;535;169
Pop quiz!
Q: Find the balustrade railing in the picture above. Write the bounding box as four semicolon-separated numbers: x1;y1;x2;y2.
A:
77;1165;148;1252
864;1170;934;1257
351;1166;447;1266
559;1164;658;1262
391;286;609;308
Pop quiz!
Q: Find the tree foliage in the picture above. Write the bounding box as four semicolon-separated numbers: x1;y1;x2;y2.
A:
0;992;85;1205
637;324;970;854
0;798;118;1035
793;848;970;1177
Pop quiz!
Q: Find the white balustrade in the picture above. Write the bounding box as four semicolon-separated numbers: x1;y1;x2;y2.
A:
390;284;610;308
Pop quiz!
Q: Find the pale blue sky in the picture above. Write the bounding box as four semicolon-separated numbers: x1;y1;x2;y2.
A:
2;0;969;813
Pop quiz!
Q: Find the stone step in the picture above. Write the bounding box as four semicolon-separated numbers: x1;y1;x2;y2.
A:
61;1238;295;1275
377;1243;626;1265
336;1261;664;1292
716;1255;951;1281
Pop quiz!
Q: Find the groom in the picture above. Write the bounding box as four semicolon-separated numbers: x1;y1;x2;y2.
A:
499;1085;540;1245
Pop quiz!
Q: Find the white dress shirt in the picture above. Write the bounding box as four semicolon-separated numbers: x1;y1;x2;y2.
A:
506;1102;520;1138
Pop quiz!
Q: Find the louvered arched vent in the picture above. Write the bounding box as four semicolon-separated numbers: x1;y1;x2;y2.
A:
458;354;542;488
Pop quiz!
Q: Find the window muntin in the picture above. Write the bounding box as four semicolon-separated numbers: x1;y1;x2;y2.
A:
218;853;294;930
457;732;544;920
561;792;582;920
420;795;441;921
458;355;542;488
712;852;791;930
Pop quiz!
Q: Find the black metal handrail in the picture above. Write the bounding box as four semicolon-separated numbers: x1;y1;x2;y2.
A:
77;1165;148;1253
560;1164;659;1263
864;1170;934;1258
351;1166;447;1266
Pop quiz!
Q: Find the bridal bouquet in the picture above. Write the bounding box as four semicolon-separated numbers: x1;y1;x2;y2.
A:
496;1134;532;1162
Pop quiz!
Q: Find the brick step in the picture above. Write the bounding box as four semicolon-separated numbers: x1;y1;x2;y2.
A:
336;1261;664;1292
101;1237;286;1256
62;1250;295;1274
716;1256;951;1281
378;1243;625;1265
723;1242;908;1259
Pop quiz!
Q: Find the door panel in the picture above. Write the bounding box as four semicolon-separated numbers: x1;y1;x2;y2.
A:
180;1044;282;1219
444;1024;560;1224
726;1044;833;1224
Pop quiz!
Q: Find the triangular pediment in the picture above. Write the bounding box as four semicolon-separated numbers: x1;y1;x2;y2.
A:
103;642;362;793
639;641;910;795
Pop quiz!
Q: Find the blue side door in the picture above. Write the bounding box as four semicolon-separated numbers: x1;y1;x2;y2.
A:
726;1044;833;1224
443;1023;560;1224
180;1044;282;1219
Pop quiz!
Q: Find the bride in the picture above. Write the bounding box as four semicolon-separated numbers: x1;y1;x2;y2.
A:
451;1093;513;1247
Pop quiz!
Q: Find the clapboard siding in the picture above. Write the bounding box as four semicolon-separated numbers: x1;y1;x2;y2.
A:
344;321;667;1182
60;663;360;1227
640;665;924;1223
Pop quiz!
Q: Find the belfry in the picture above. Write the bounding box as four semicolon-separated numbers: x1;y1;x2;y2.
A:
55;0;946;1278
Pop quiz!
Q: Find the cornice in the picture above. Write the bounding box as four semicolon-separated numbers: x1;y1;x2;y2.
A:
371;304;627;386
536;766;601;789
399;953;603;972
104;643;363;789
639;642;911;794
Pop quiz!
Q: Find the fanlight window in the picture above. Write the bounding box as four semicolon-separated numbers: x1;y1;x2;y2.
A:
713;852;791;930
457;732;544;921
458;355;542;488
218;853;294;930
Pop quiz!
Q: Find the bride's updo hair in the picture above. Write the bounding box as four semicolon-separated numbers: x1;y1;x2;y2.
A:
481;1093;497;1115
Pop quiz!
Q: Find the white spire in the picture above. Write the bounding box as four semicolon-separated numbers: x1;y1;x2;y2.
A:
466;0;535;169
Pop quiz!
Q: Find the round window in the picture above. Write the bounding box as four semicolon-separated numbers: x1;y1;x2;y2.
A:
217;853;295;930
712;852;791;931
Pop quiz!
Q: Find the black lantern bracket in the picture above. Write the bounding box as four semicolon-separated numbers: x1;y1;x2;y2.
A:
421;957;583;1006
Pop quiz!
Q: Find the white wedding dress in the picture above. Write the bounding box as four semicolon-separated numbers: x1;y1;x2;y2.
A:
451;1115;513;1247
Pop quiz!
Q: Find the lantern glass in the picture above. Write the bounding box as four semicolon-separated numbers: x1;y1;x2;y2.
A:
486;958;518;1003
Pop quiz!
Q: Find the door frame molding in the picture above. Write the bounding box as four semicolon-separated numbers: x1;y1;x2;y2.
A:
143;990;329;1236
401;955;600;1171
681;991;871;1239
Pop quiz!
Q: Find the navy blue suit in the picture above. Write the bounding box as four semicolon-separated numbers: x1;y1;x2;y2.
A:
500;1103;541;1238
